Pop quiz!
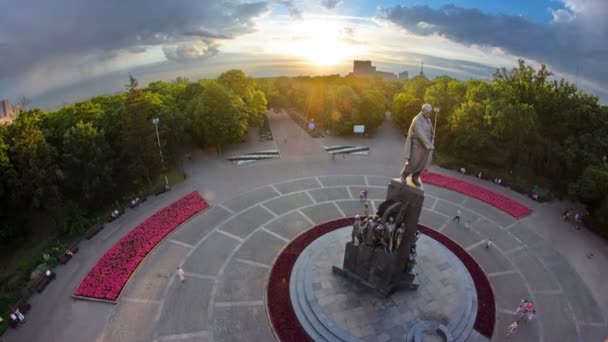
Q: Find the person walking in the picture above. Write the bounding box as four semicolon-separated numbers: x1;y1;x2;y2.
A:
453;209;462;223
177;266;186;283
363;189;368;201
486;239;492;249
359;191;365;203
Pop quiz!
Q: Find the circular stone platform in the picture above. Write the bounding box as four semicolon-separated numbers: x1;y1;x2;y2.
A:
290;227;477;342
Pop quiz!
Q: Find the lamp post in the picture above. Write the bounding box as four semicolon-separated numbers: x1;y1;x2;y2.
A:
432;107;440;144
152;118;165;169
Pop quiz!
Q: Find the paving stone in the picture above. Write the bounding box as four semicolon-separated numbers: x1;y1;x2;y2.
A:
122;241;190;301
215;259;268;302
234;229;286;265
336;200;367;217
419;209;449;229
366;176;392;187
213;305;275;342
309;187;351;202
468;243;515;274
184;232;239;276
548;261;605;324
464;197;516;227
487;272;530;312
578;324;608;342
300;202;343;224
494;311;539;342
274;177;321;194
535;292;579;342
222;186;278;212
265;211;313;239
104;301;157;342
422;195;437;209
349;186;387;200
473;218;521;252
218;205;275;238
509;249;560;292
433;199;467;220
318;175;366;186
171;206;232;245
157;277;214;336
441;221;483;250
263;192;313;215
423;185;467;205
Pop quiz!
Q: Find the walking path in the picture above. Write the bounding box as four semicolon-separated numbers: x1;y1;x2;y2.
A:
3;112;607;342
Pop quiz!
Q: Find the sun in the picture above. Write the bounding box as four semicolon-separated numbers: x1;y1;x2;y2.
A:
285;20;361;66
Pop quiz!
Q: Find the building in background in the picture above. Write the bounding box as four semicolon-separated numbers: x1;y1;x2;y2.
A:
0;99;20;124
351;60;397;81
399;71;409;80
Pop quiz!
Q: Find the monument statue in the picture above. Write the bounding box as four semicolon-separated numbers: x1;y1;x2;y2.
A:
400;103;435;187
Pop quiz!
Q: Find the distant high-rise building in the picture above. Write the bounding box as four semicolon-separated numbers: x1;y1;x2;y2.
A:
399;71;409;80
0;99;20;124
351;60;397;80
419;60;425;77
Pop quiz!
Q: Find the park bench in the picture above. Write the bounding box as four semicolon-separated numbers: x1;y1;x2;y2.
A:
154;185;171;196
84;223;104;239
108;208;125;222
34;270;56;293
55;243;79;264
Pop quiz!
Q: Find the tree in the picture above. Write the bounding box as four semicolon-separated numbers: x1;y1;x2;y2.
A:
190;81;247;155
359;89;387;133
218;69;267;126
62;121;112;207
119;76;162;186
391;93;423;131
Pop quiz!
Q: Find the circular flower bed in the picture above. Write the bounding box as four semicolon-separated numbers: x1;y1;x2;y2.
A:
267;217;495;341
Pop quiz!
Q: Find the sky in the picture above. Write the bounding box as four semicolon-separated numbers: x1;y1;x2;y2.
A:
1;0;607;108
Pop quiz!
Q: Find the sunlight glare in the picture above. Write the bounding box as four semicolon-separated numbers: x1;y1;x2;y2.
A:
285;20;363;66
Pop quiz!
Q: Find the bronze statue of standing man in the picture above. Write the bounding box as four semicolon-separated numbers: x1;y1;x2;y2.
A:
400;103;434;187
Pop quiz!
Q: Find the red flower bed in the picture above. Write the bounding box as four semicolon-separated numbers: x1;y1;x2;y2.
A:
267;218;496;340
74;192;208;302
421;172;531;218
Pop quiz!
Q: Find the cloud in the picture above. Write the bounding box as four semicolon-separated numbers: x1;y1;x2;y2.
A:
0;0;270;81
321;0;341;10
162;40;219;62
276;0;302;18
380;1;608;95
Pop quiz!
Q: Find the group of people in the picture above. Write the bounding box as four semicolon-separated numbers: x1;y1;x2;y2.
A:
562;208;582;230
110;209;122;219
7;308;25;328
506;299;537;337
130;197;142;208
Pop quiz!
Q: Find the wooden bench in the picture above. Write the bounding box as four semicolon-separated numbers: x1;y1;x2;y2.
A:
56;244;79;264
84;223;104;239
34;270;56;293
154;185;171;196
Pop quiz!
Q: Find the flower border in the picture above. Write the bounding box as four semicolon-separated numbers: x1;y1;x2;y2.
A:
421;171;532;218
267;217;495;341
73;192;209;302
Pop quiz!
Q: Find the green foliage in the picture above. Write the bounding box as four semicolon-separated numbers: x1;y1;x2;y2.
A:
190;81;248;153
120;77;162;186
391;92;423;131
569;166;608;204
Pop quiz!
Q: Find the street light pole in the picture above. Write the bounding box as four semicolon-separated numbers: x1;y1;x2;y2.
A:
152;118;165;169
432;107;440;144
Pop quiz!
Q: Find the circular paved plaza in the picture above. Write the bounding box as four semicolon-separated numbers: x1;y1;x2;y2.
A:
4;112;607;342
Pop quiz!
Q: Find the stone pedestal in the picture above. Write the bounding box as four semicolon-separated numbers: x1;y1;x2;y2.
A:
333;178;424;296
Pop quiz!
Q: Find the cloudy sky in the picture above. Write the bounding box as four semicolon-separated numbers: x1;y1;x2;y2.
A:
1;0;607;108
